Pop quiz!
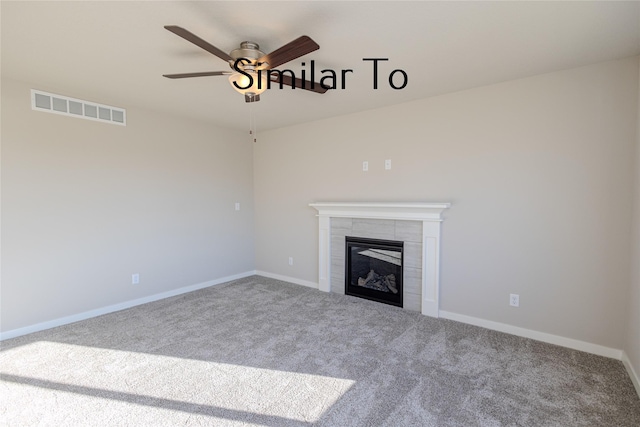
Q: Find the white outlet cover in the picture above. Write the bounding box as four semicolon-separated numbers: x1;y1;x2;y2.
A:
362;161;369;171
510;294;519;307
385;159;391;170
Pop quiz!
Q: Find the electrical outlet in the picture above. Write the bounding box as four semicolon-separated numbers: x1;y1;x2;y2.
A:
235;202;240;211
132;273;140;285
362;161;369;172
385;159;392;170
510;293;519;307
288;257;294;266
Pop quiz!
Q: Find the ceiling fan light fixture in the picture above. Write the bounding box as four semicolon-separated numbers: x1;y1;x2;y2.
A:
163;26;326;102
228;71;268;96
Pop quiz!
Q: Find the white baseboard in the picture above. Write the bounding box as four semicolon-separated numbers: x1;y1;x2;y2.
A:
622;351;640;398
439;310;622;360
254;270;319;289
0;271;255;341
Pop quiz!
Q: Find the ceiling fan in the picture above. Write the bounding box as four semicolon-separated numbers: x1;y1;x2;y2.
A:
163;25;328;102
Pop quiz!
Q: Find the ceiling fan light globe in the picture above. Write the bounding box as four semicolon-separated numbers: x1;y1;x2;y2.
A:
228;72;268;96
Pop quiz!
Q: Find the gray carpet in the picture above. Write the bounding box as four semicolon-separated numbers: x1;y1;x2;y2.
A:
1;275;639;426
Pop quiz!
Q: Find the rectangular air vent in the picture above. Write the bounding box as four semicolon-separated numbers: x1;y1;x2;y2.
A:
31;89;126;126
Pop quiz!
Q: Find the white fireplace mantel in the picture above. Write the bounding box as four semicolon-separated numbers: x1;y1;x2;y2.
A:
310;202;450;317
309;202;450;221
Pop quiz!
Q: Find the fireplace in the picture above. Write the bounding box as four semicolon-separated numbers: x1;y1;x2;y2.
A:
345;236;403;307
310;202;450;317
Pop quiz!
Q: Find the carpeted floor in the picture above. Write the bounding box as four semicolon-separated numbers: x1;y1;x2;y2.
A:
1;275;639;426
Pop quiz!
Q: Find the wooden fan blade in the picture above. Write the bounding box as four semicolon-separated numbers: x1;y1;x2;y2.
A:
165;25;233;62
269;73;328;94
257;36;319;70
163;71;230;79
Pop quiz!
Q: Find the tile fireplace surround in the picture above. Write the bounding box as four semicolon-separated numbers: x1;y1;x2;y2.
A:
310;202;450;317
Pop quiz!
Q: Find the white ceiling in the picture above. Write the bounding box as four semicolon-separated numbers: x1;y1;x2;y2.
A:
2;1;640;131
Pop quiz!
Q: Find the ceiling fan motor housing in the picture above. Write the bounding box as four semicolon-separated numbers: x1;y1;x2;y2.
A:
230;42;266;70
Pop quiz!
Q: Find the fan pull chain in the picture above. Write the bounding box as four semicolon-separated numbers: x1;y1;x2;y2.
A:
249;104;257;143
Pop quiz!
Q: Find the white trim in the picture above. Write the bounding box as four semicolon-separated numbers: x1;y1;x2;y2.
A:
309;202;450;221
317;216;331;292
439;310;622;360
622;351;640;398
421;222;441;317
254;270;319;289
0;271;255;341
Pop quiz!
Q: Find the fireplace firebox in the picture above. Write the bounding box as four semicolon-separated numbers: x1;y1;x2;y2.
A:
345;236;403;307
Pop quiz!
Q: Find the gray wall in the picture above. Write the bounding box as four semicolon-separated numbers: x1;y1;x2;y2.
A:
625;61;640;387
1;78;255;332
254;57;639;350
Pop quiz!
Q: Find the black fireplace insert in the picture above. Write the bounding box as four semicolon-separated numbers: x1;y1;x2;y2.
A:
345;236;403;307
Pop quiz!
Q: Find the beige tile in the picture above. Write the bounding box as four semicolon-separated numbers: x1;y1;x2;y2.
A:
403;242;422;269
331;235;346;255
403;267;422;294
351;219;396;240
403;292;421;312
330;217;352;235
394;221;422;243
330;277;345;294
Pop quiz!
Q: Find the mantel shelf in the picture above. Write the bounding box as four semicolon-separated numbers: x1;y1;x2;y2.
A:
309;202;451;221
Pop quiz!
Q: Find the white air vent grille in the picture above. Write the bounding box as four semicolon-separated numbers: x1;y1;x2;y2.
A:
31;89;126;126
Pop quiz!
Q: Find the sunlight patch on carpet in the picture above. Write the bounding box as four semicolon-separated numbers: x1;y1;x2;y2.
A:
0;341;356;425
